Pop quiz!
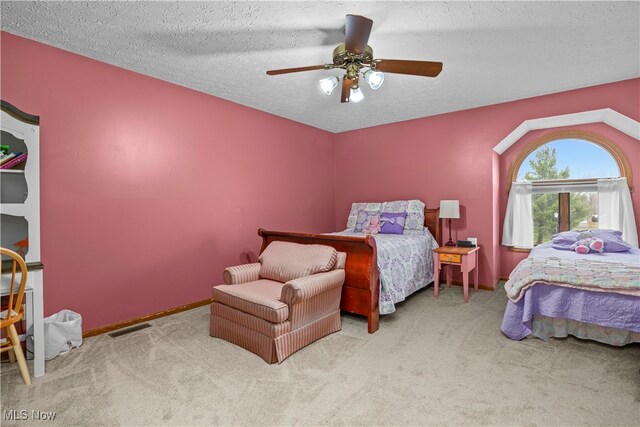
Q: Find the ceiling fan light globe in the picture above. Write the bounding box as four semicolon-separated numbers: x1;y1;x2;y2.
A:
364;69;384;90
319;76;339;95
349;85;365;103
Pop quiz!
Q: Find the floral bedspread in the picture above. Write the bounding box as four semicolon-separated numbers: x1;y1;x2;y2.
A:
505;256;640;302
333;229;438;314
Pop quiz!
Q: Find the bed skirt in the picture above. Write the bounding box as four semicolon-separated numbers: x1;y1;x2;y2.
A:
531;315;640;346
501;283;640;347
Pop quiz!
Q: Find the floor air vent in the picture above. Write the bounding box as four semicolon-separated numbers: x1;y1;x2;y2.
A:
108;323;151;338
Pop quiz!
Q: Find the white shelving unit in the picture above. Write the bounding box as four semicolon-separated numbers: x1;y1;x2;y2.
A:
1;105;40;261
1;100;45;377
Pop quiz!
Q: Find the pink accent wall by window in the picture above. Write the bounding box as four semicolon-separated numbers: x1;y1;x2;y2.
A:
334;114;502;287
334;78;639;287
498;121;640;277
1;32;336;331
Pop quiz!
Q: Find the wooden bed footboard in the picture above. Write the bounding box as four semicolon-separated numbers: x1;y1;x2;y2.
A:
258;208;441;334
258;229;381;333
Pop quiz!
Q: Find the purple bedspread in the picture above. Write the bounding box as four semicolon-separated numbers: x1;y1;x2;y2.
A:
501;283;640;340
501;242;640;341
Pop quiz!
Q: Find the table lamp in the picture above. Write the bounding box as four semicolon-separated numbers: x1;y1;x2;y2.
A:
439;200;460;246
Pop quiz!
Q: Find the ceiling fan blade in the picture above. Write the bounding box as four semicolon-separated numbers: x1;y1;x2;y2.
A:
374;60;443;77
341;76;358;103
266;65;326;75
344;14;373;55
341;77;351;103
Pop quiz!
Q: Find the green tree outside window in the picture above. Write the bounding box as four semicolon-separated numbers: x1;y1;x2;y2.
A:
524;147;591;244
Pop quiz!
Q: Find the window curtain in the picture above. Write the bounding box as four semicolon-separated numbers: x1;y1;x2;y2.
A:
503;182;534;248
598;177;638;247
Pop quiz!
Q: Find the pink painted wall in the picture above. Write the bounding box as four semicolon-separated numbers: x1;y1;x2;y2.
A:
334;116;501;287
1;32;336;331
2;31;638;331
334;78;640;287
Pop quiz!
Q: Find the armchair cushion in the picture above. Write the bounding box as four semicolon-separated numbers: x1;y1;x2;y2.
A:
212;280;288;323
223;263;261;285
259;241;338;283
281;270;346;305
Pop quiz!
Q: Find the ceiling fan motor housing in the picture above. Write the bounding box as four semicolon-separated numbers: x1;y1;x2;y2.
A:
332;43;374;67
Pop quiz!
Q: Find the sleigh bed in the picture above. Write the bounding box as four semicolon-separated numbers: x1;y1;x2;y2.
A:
258;208;441;334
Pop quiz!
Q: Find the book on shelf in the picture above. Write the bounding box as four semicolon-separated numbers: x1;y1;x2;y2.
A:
0;152;20;165
1;152;27;169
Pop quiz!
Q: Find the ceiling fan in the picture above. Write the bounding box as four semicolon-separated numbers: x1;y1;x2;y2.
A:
266;14;443;103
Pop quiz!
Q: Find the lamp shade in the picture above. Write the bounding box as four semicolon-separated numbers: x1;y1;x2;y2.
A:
349;85;364;103
439;200;460;219
319;76;339;95
363;69;384;90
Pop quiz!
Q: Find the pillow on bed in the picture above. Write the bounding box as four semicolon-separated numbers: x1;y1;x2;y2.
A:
346;202;382;230
552;229;632;252
354;210;381;233
591;229;632;252
381;200;425;235
379;212;407;234
551;231;580;250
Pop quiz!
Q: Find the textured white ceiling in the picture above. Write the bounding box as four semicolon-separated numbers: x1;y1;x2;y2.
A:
1;1;639;133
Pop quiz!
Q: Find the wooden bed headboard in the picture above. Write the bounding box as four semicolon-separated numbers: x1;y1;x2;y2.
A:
424;207;441;245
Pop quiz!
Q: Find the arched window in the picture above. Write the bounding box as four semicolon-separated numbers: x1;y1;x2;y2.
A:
507;130;632;246
516;139;620;182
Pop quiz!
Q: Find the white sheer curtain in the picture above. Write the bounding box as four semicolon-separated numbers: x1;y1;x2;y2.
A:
598;177;638;247
503;182;534;248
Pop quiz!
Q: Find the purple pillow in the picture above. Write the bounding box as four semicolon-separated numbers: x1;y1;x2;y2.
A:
379;212;407;234
552;229;631;252
591;229;632;252
551;231;580;250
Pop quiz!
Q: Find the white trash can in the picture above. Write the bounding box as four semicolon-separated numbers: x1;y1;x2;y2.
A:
42;310;83;360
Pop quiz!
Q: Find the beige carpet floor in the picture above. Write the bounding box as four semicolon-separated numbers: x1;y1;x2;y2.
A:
1;284;639;426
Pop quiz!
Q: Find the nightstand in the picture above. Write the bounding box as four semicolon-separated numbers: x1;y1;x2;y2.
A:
433;246;480;303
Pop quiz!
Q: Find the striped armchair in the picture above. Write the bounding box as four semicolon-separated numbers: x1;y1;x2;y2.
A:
210;241;346;363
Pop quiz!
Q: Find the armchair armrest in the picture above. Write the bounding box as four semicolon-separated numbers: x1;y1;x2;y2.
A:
281;270;345;305
222;263;261;285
